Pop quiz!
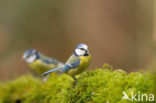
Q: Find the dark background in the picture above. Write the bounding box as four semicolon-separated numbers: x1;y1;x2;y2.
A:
0;0;155;80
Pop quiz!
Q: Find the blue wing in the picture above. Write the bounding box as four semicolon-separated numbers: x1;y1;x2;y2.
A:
42;58;61;64
42;60;80;76
42;67;61;76
59;60;81;75
39;53;64;65
41;56;64;65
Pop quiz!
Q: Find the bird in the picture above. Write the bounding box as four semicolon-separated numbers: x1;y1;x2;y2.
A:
23;49;63;74
42;43;91;82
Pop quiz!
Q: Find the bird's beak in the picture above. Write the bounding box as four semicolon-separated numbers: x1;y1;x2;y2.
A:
84;50;89;56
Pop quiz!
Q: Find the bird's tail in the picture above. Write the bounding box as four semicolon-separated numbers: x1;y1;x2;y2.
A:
42;67;61;76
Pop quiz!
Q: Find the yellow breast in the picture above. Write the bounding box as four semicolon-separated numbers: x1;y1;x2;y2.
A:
28;60;57;74
67;55;91;77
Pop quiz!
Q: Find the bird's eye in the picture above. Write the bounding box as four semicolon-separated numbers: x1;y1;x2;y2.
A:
80;48;84;50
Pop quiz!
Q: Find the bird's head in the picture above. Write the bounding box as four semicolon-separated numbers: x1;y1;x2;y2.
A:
22;49;40;63
74;43;90;56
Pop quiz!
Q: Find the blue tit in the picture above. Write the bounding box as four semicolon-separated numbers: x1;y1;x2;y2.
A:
42;43;91;81
23;49;63;74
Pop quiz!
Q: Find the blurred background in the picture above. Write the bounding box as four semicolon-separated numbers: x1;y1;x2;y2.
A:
0;0;156;80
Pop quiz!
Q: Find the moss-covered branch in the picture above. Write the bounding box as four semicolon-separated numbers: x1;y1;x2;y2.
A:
0;64;155;103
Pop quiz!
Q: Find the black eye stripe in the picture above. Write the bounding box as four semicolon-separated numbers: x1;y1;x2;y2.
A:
79;48;88;54
79;48;85;50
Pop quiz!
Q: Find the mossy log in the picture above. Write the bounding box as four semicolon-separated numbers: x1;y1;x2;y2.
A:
0;64;155;103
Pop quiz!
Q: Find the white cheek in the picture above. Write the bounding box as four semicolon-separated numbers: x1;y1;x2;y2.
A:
26;55;36;63
75;49;85;56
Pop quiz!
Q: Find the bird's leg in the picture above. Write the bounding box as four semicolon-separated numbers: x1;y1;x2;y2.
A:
73;76;77;81
73;76;78;86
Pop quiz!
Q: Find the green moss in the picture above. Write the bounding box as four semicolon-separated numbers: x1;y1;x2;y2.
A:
0;74;40;103
0;64;155;103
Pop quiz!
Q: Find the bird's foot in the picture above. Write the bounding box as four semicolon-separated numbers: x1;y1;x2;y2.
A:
73;76;78;88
